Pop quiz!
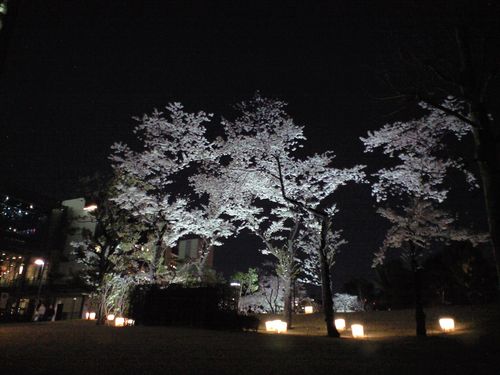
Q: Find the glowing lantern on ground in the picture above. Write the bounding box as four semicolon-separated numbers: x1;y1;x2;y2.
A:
439;318;455;332
265;320;288;333
351;324;364;338
304;306;313;314
126;318;135;326
335;318;346;331
115;317;125;327
85;312;90;320
89;312;96;320
107;314;115;321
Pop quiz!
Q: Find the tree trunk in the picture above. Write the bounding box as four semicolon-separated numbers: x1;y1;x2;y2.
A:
150;223;168;282
97;297;106;325
413;268;426;337
410;244;426;337
455;26;500;291
283;276;293;329
469;105;500;291
319;219;340;338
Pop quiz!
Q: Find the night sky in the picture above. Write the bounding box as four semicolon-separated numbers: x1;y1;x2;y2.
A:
0;1;497;288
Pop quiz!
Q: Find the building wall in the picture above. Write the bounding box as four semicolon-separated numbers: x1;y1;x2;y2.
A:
177;238;214;268
0;194;94;321
56;198;97;279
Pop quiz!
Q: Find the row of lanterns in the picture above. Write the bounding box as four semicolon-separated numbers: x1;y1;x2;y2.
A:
85;311;135;327
333;318;365;338
107;314;135;327
264;317;455;337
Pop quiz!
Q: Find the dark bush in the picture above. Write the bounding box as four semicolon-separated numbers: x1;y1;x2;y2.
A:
129;284;259;331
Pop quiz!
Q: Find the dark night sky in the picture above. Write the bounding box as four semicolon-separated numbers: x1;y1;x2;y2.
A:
0;1;497;288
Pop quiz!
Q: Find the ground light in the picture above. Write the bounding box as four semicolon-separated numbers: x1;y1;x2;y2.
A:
351;324;364;338
115;317;125;327
265;320;287;333
304;306;313;314
107;314;115;321
334;318;346;331
439;318;455;332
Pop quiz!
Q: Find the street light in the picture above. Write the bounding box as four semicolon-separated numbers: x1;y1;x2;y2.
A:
34;259;45;303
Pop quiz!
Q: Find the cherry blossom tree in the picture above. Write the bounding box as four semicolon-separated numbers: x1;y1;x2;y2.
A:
193;94;365;336
362;101;488;336
110;103;233;285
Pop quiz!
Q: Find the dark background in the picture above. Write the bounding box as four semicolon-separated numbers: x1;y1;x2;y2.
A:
0;0;496;288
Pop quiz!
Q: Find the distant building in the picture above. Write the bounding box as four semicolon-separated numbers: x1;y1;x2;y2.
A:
54;198;97;282
176;237;214;268
1;191;218;322
0;193;97;322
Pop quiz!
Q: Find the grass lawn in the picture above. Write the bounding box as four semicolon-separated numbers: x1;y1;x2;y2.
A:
1;305;499;375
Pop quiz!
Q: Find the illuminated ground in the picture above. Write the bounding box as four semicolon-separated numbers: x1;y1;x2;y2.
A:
1;305;499;375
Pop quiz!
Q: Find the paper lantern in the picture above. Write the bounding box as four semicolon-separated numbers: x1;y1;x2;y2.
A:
115;317;125;327
304;306;313;314
335;318;346;331
85;312;90;320
265;320;288;333
351;324;364;338
107;314;115;321
439;318;455;332
89;312;96;320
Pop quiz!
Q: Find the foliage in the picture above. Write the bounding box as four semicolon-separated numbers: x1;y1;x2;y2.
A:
191;94;364;330
361;100;476;203
110;103;234;283
71;175;148;318
373;199;488;267
238;273;285;314
333;293;363;312
361;101;488;268
232;268;259;296
424;243;498;305
362;99;489;335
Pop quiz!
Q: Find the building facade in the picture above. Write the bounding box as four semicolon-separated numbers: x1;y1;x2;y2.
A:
0;193;96;322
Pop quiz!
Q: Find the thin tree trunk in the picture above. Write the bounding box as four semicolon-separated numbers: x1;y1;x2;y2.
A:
319;219;340;338
96;286;108;325
470;107;500;291
283;276;293;329
410;243;426;337
150;223;168;282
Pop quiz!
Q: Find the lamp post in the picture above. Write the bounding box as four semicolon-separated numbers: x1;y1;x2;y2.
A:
34;259;45;303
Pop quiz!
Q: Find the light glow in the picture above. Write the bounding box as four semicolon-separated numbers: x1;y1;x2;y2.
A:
439;318;455;332
83;204;98;212
126;318;135;326
115;317;125;327
335;318;346;331
265;320;287;333
85;312;90;319
107;314;115;321
34;259;45;266
351;324;364;338
89;312;96;320
304;306;313;314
